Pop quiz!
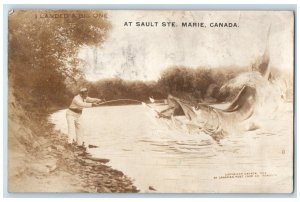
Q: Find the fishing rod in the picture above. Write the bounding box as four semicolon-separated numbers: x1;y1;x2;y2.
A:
95;99;145;106
94;98;161;114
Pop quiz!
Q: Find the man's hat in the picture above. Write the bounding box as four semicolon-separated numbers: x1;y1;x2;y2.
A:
80;87;88;93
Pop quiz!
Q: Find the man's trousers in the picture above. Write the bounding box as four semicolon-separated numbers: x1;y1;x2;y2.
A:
66;109;84;145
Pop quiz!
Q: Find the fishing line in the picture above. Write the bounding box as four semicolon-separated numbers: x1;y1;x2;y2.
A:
95;99;145;105
94;98;161;114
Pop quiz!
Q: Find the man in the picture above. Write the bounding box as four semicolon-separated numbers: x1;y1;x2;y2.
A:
66;87;102;147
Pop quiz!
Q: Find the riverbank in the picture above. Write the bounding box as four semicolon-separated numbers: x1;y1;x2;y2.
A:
8;93;139;193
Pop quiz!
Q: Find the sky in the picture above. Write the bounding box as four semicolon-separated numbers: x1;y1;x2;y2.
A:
78;11;294;81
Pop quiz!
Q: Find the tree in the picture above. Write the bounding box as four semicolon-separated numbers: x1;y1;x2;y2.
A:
9;10;111;110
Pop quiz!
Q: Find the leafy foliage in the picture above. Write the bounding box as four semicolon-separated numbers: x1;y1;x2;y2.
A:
84;66;248;103
9;10;111;110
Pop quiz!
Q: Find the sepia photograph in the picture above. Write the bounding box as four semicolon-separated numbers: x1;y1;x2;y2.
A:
7;10;294;193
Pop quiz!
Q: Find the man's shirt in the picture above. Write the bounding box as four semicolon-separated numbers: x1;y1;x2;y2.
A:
69;95;100;110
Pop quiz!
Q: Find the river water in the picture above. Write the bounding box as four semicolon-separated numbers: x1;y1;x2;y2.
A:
49;103;293;193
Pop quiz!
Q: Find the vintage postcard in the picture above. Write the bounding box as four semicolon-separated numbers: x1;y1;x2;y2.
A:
8;10;294;193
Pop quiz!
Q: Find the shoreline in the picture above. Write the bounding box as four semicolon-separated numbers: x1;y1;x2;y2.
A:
8;102;139;193
48;129;140;193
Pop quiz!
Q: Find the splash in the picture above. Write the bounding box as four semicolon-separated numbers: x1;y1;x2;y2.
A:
147;51;291;141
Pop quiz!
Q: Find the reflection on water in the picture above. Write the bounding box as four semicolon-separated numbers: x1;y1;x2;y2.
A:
49;104;293;193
